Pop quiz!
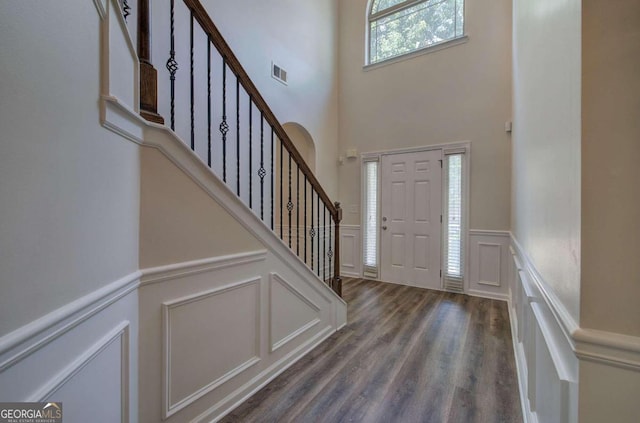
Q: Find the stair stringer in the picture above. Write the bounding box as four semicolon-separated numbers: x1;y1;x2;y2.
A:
124;99;346;422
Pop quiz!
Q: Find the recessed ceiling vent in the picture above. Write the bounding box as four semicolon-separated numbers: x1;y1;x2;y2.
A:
272;62;288;85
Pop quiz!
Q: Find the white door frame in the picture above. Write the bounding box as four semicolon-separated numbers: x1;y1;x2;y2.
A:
360;141;471;291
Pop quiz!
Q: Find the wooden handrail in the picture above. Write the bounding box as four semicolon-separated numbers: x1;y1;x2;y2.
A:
183;0;338;221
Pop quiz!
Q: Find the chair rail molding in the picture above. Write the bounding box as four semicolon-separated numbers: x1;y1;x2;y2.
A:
508;231;640;423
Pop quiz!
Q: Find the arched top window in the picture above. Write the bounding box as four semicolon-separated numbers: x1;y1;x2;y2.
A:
368;0;465;65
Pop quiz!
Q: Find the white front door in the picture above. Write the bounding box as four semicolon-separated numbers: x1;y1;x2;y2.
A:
380;150;442;289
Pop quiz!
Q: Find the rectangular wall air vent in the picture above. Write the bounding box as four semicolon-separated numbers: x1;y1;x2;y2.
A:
272;62;288;85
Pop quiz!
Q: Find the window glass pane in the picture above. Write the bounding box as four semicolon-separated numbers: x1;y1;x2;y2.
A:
372;0;407;14
363;161;379;269
369;0;463;64
446;154;462;277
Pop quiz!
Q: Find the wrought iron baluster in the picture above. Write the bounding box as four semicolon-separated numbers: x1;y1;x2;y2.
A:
207;41;212;167
121;0;131;22
189;12;194;150
166;0;178;131
304;174;308;264
271;128;274;230
236;79;240;195
310;191;314;270
328;216;333;285
259;115;265;221
296;165;300;257
280;141;283;240
287;153;293;248
317;192;320;276
220;60;228;182
323;205;326;282
249;99;253;209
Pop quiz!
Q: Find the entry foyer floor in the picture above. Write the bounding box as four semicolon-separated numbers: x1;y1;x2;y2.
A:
221;278;523;423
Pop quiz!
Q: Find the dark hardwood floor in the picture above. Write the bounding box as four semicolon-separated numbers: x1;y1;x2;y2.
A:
221;278;523;423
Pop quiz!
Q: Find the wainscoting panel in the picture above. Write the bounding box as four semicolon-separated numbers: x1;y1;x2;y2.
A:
163;278;261;417
139;250;344;423
269;273;321;352
0;274;139;423
468;230;510;300
509;237;578;423
340;225;361;277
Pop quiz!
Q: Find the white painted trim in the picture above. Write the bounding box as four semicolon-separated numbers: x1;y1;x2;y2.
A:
510;236;578;351
140;250;267;286
360;140;471;160
162;278;262;418
476;242;502;287
269;273;321;313
110;0;138;76
466;289;510;302
0;271;140;371
93;0;107;19
469;229;511;238
507;300;535;423
531;303;575;383
364;36;469;71
192;324;334;423
101;95;144;145
29;322;130;415
573;328;640;371
271;319;321;353
269;273;322;353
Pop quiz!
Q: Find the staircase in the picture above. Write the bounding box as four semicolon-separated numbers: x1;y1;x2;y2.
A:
124;0;343;296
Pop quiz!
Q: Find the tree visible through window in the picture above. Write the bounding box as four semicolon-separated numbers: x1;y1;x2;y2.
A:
368;0;464;64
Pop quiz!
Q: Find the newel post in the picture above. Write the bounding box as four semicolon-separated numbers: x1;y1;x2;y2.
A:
333;202;343;297
138;0;164;124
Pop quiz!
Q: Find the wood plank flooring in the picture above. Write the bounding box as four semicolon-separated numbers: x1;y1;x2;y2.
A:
221;278;523;423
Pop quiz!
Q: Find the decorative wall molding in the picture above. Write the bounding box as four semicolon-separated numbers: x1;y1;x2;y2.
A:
141;250;267;286
101;96;145;145
573;328;640;371
29;321;130;407
139;248;343;422
508;235;578;423
0;271;140;372
468;230;510;300
192;325;334;423
510;236;578;351
340;225;362;277
162;278;262;418
0;275;138;422
269;273;321;353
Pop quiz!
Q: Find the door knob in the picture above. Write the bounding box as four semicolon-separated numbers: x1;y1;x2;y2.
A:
382;216;387;222
382;225;387;230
